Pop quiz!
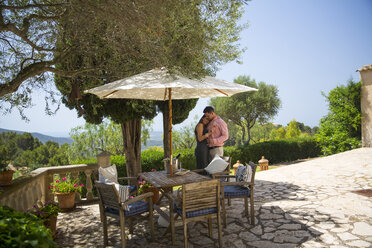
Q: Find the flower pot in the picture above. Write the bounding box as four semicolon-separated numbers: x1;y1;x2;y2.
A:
56;192;76;210
143;187;160;204
0;170;14;186
43;216;57;236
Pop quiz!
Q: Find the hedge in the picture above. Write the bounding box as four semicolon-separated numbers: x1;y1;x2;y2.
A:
75;137;321;175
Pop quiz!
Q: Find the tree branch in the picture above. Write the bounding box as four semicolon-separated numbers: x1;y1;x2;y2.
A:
0;60;54;96
0;21;55;52
0;58;99;97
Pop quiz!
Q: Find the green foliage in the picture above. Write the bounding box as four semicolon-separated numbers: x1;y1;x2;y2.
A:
250;122;278;143
211;76;281;145
172;116;198;150
141;147;165;173
270;126;286;140
75;137;320;175
285;119;301;138
0;164;10;172
68;119;153;161
233;138;321;165
53;0;246;176
0;132;68;168
0;206;57;248
316;80;361;155
173;148;197;170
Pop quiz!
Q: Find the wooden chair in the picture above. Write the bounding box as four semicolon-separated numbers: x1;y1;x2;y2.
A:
95;181;155;248
170;179;223;248
193;156;232;179
216;161;257;227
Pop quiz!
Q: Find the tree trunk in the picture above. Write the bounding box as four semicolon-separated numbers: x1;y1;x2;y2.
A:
163;106;171;159
240;124;246;145
121;119;142;180
245;119;256;146
246;126;251;145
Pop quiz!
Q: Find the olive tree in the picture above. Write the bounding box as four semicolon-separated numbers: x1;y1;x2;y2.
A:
211;75;281;145
53;0;248;177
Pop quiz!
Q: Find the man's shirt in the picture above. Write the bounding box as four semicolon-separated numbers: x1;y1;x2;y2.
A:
207;116;228;147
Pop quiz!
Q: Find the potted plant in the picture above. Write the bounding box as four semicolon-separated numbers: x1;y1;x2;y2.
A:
49;176;83;210
28;200;60;236
138;170;159;204
0;161;14;186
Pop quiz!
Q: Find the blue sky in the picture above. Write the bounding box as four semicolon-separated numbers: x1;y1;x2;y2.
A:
1;0;371;137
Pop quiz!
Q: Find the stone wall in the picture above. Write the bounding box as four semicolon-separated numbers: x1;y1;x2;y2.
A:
358;64;372;147
0;163;99;212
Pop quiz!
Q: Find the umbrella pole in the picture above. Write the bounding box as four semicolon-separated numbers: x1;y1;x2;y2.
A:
168;88;173;176
169;88;173;176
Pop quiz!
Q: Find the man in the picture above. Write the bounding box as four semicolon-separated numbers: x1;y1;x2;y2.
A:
203;106;228;161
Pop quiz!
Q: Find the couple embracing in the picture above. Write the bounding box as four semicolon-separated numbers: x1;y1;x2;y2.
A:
194;106;228;170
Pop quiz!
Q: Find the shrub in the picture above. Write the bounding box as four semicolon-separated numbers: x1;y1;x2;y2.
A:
141;147;164;172
74;137;321;176
233;137;321;164
0;205;57;247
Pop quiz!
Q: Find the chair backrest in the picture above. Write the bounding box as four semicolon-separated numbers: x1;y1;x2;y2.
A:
248;161;258;184
181;179;220;213
221;156;232;173
95;181;120;210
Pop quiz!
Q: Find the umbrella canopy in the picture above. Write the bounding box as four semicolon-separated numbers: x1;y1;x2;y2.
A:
84;68;257;175
84;68;257;100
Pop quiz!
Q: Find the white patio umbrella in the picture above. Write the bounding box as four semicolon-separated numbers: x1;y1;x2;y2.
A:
84;68;257;175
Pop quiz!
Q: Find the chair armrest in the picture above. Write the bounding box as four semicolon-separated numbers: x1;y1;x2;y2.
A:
121;192;154;207
192;169;204;173
118;176;138;181
221;181;254;187
211;171;230;179
214;174;235;179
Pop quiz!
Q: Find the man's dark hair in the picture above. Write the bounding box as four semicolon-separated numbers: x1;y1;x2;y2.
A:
203;106;214;114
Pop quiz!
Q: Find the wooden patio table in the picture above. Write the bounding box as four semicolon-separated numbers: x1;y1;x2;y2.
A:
139;170;211;244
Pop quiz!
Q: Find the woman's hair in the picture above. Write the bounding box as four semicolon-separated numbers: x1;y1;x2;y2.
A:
197;115;207;125
195;115;208;133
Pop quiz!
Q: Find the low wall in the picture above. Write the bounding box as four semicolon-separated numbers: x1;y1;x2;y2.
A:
0;163;99;212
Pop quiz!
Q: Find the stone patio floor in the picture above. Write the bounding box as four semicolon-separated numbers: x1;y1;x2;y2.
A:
55;148;372;247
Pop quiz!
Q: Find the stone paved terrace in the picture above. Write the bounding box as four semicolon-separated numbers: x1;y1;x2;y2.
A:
55;148;372;247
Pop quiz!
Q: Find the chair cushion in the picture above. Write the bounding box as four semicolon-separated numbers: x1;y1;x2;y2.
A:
99;164;119;184
235;164;252;187
205;155;228;175
174;204;217;218
128;185;137;194
106;200;149;217
223;185;251;198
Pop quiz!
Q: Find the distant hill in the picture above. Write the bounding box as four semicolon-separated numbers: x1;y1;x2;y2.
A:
0;128;73;145
0;128;164;148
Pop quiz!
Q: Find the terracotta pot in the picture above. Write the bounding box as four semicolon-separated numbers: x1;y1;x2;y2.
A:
0;170;14;186
43;216;57;236
143;187;160;204
56;192;76;210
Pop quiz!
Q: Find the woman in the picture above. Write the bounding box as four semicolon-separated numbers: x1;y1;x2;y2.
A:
194;115;212;170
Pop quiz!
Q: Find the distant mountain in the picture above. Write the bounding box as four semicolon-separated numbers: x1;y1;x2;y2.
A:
0;128;73;145
142;131;163;150
0;128;165;148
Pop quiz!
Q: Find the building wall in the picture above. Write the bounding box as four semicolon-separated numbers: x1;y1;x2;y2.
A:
359;66;372;147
